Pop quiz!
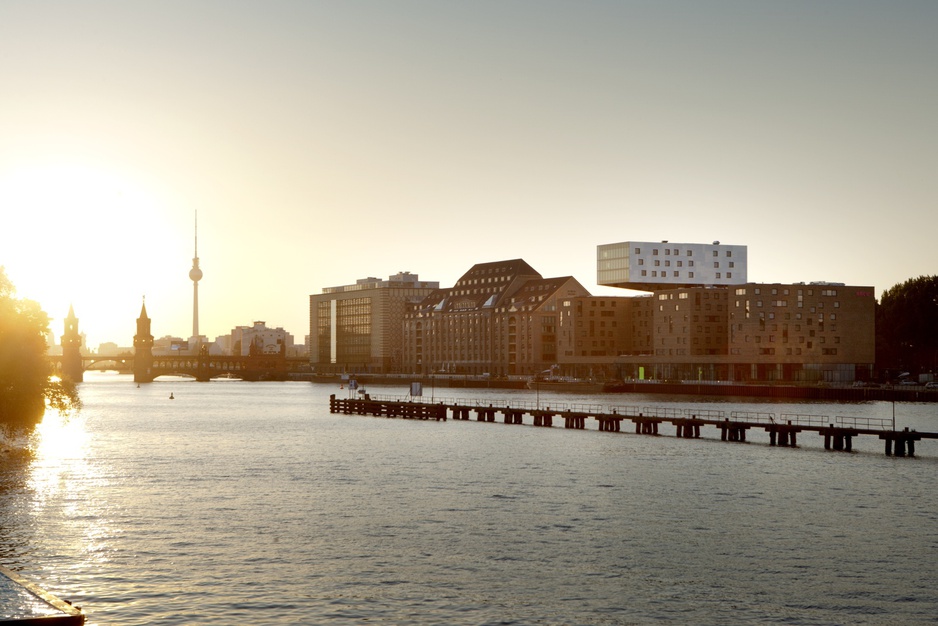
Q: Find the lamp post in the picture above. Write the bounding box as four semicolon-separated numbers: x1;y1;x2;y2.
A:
536;375;540;411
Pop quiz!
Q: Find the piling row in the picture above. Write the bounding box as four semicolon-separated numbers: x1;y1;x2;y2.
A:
329;394;446;421
329;395;932;457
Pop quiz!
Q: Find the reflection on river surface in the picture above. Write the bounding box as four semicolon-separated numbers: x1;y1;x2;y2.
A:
2;372;937;625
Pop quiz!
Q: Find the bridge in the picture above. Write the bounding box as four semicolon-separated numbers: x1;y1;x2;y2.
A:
50;352;312;382
52;304;311;383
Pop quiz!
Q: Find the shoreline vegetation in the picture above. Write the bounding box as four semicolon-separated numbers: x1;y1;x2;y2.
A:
1;267;82;436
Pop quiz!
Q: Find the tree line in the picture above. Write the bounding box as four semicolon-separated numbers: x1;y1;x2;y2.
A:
876;275;938;379
0;267;80;434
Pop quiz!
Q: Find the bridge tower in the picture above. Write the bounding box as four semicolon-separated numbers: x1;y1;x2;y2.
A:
134;299;155;383
60;305;83;383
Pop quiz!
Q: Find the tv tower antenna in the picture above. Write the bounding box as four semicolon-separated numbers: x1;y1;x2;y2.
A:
189;211;203;340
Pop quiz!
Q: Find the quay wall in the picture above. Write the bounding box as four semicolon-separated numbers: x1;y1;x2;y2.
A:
301;374;938;402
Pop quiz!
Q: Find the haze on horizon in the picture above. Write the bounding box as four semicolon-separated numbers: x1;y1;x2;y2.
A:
1;1;935;349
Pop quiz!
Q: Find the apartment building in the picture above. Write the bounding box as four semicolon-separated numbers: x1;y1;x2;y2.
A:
555;296;635;379
727;282;875;382
613;282;875;383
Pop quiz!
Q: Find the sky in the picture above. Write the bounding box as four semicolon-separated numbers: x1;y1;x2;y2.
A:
1;1;935;349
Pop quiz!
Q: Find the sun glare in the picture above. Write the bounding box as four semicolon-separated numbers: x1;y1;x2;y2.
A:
0;162;181;346
32;408;87;464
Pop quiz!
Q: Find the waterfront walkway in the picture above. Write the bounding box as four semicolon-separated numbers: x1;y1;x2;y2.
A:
329;394;933;457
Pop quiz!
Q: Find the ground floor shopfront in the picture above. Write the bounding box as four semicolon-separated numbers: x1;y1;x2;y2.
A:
614;358;873;384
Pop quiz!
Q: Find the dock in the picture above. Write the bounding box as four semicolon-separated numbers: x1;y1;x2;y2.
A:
0;565;84;625
329;394;931;457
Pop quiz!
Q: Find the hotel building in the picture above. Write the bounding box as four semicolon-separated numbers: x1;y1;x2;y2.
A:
598;240;748;291
599;240;875;383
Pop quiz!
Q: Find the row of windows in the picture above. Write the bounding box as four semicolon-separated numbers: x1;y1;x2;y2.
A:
727;347;839;356
642;248;734;258
739;300;841;310
643;259;736;269
735;287;837;297
741;335;840;344
641;270;733;279
456;275;512;287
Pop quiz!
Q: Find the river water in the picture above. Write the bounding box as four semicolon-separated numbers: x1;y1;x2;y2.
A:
1;372;937;625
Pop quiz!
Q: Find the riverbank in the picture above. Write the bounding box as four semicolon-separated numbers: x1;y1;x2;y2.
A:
302;374;938;402
601;380;938;402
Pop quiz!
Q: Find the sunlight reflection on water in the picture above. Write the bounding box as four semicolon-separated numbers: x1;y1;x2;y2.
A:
2;374;937;625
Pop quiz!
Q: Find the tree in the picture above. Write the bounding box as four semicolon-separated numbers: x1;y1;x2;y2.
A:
876;275;938;376
0;267;81;433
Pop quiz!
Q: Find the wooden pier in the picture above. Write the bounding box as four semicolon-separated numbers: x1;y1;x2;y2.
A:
328;394;932;457
0;565;84;625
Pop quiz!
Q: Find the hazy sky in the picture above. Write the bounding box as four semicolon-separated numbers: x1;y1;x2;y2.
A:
1;1;935;348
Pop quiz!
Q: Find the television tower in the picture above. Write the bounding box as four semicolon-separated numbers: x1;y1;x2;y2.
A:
189;211;203;341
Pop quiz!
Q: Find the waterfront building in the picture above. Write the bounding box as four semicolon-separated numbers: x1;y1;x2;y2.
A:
310;242;874;383
310;272;440;374
555;296;636;379
401;263;649;380
597;241;874;382
727;282;875;382
597;240;748;291
402;260;539;376
613;282;875;383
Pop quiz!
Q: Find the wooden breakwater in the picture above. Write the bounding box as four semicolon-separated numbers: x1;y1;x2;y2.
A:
329;394;447;420
329;394;934;458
